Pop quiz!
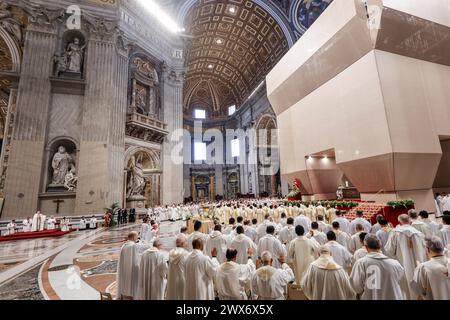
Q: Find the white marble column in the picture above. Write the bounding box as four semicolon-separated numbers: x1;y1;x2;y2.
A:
162;69;184;205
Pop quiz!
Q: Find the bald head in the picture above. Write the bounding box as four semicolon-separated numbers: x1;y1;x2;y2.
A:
153;238;162;249
398;214;410;225
128;231;138;242
261;251;273;265
176;234;187;248
318;245;331;256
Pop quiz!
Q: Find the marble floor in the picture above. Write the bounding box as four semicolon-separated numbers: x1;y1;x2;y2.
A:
0;221;184;300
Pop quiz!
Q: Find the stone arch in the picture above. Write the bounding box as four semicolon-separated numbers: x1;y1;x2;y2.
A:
0;26;21;72
124;146;161;171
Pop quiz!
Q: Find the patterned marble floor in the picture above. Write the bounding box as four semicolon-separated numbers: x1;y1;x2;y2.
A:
0;221;183;300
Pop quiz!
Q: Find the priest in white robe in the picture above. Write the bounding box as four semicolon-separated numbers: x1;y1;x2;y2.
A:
256;214;276;241
385;214;427;300
375;218;392;254
205;224;228;263
418;211;440;236
411;236;450;300
89;216;97;229
257;225;286;269
294;212;312;234
244;220;257;243
22;217;32;233
117;232;140;299
79;217;87;230
137;238;168;300
251;251;294;300
409;210;432;238
278;217;296;245
331;222;351;249
31;211;46;232
215;248;256;300
187;220;208;251
231;226;257;264
437;215;450;247
333;211;351;234
350;235;406;300
301;245;355;300
7;220;16;235
348;224;365;253
308;222;328;245
184;238;220;300
288;225;320;284
349;211;371;234
317;215;332;233
167;234;189;300
325;231;352;269
46;216;57;230
60;217;70;232
139;218;152;244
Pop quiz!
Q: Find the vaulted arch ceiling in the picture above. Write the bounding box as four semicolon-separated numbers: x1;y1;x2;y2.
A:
183;0;291;117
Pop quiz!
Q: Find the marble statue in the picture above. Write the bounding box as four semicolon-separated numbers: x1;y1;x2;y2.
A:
51;146;74;186
64;37;86;73
64;164;78;191
0;2;22;43
127;155;146;199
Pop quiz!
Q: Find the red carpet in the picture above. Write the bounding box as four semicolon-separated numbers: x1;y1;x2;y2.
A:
0;229;72;242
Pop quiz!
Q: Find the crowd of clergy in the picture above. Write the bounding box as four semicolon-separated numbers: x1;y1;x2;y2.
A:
116;200;450;301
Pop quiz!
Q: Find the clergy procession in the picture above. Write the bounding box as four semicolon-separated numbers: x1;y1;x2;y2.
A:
116;200;450;301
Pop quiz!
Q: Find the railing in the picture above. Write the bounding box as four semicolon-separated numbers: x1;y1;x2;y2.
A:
126;112;168;131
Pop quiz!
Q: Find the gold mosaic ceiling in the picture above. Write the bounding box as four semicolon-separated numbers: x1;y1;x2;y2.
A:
184;0;290;117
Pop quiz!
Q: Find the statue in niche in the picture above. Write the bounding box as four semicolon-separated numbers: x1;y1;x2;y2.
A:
127;154;147;199
64;164;78;191
0;2;22;43
135;85;147;115
55;37;86;76
51;146;74;186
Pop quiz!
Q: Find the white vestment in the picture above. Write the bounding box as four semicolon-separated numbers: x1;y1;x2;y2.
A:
187;231;208;251
231;234;257;264
205;231;228;263
318;221;332;233
301;255;355;300
352;247;368;263
308;230;328;245
385;225;427;300
215;260;256;300
137;248;168;300
333;217;351;234
411;255;450;300
326;241;352;268
166;247;189;300
294;215;311;233
79;219;87;229
89;218;97;229
117;240;139;299
7;222;16;235
349;217;372;235
334;230;351;250
350;252;406;300
256;220;276;241
184;249;220;300
251;263;294;300
411;220;432;238
288;236;320;284
46;218;56;230
278;225;296;245
348;232;364;254
257;234;286;269
244;226;258;243
438;225;450;247
22;219;32;232
140;223;153;244
31;213;46;232
60;218;70;232
370;223;382;235
376;227;392;254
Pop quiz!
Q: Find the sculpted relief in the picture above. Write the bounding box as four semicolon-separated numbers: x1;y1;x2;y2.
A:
55;37;86;76
50;146;77;191
126;154;147;199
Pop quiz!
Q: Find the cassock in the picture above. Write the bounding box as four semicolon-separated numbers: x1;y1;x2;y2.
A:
301;255;355;300
166;247;189;300
117;240;139;299
215;259;256;300
257;234;286;269
349;218;371;235
350;252;406;300
385;225;427;300
288;236;320;284
294;215;312;233
22;219;32;232
184;249;220;300
411;255;450;300
137;248;168;300
251;263;294;300
326;241;352;269
231;234;257;264
205;231;228;263
31;213;46;232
